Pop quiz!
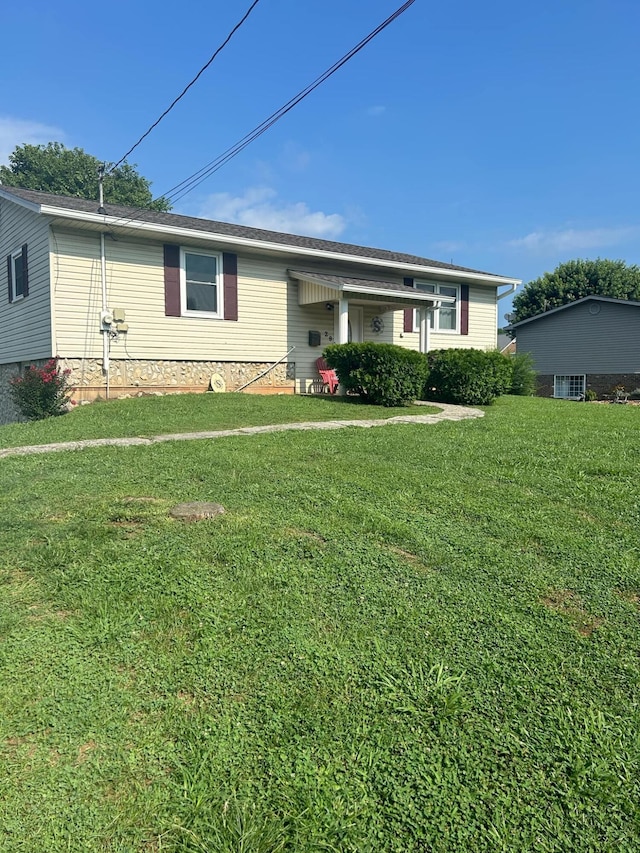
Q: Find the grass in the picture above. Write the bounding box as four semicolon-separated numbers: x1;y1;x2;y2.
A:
0;392;439;449
1;395;639;851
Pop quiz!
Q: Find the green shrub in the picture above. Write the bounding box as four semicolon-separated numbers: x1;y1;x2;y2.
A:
585;389;598;402
425;348;513;405
9;358;73;420
509;352;537;396
324;342;428;407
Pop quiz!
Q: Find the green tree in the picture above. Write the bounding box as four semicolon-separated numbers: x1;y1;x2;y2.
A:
512;258;640;324
0;142;171;211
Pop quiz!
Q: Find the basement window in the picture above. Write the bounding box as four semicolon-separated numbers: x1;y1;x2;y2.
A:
554;375;585;399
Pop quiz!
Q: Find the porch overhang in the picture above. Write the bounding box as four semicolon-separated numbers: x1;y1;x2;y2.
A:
289;269;455;310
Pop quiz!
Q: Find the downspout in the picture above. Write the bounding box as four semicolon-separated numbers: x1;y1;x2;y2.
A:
98;167;110;399
497;283;520;301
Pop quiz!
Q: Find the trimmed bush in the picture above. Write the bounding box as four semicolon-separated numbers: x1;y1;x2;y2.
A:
426;348;512;405
509;352;537;396
324;342;428;407
9;357;73;420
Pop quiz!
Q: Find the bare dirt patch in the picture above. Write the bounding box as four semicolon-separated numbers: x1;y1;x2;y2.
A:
542;589;603;636
177;691;197;709
283;527;327;543
108;520;144;539
384;544;430;569
27;606;72;622
615;588;640;608
76;740;97;764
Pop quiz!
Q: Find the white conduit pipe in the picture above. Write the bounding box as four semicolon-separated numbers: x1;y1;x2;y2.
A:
235;346;296;392
100;232;110;399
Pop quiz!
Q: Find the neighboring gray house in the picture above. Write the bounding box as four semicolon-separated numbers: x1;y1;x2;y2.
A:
508;295;640;398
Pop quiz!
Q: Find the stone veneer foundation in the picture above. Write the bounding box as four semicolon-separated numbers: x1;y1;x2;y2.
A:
61;358;296;402
0;361;34;423
537;373;640;398
0;358;295;424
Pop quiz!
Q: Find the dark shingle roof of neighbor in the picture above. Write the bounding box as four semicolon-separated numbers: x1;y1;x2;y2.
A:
0;186;506;279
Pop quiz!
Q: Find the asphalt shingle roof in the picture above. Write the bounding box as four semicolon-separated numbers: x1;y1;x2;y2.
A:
289;269;454;300
0;186;504;278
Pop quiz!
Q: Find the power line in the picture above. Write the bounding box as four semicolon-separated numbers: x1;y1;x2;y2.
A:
109;0;416;227
108;0;262;173
163;0;416;206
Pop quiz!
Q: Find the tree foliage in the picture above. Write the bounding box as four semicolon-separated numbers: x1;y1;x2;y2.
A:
512;258;640;325
0;142;171;211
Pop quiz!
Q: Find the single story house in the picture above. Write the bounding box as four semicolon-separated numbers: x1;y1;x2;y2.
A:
0;185;520;421
508;295;640;398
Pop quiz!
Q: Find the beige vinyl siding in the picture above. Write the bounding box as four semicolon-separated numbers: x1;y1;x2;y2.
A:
392;285;498;351
53;231;290;360
0;200;52;362
51;228;500;391
52;230;333;389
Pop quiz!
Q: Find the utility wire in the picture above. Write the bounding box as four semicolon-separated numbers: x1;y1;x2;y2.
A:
108;0;262;173
163;0;416;205
109;0;416;227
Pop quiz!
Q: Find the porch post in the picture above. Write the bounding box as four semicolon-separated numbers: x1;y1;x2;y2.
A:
419;307;429;354
338;297;349;344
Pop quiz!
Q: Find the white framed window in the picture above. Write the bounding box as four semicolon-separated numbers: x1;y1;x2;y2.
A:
413;282;459;332
554;375;585;399
9;247;26;301
181;248;223;317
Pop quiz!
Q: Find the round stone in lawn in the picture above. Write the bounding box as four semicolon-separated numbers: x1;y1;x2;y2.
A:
169;502;225;522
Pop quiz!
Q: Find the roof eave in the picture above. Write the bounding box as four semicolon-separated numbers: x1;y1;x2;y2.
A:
0;187;42;213
508;294;640;328
32;203;520;285
344;283;455;302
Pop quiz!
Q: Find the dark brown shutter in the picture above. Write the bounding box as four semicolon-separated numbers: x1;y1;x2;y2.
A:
223;252;238;321
6;254;12;303
163;244;181;317
21;244;29;297
403;276;414;332
460;284;469;335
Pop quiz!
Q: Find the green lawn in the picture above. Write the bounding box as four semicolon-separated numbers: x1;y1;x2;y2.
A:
1;396;639;851
0;392;438;449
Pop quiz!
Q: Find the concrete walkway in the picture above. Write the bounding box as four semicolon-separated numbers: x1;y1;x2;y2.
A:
0;402;484;460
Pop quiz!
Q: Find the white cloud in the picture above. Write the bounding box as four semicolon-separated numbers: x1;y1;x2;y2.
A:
507;225;640;254
197;187;346;238
0;116;65;165
366;105;386;117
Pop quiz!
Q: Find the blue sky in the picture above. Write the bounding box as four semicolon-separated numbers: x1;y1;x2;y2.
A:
2;0;639;324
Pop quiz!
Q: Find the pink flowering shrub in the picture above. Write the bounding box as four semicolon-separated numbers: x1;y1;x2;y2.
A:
9;358;73;420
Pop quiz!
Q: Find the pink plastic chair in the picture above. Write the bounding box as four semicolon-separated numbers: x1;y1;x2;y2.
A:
315;357;339;394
